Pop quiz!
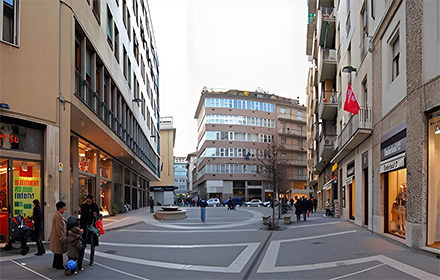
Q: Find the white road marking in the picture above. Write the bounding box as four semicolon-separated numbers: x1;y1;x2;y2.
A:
104;217;130;227
119;229;258;233
376;255;440;280
99;242;254;248
287;221;342;229
258;230;357;273
11;259;52;280
89;242;260;273
329;263;385;280
83;257;150;280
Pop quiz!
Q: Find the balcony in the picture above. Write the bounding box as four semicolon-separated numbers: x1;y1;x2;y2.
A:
278;113;306;123
286;174;308;181
318;91;338;120
278;129;307;138
319;134;336;161
280;143;306;152
318;47;337;82
332;107;373;163
308;0;317;14
281;160;307;167
317;6;335;48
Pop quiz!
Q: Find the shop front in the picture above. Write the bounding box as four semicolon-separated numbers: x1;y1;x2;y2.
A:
380;122;407;238
427;111;440;249
0;118;44;242
346;161;355;221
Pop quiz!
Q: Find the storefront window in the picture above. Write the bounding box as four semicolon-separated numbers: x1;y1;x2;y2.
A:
427;114;440;249
387;168;407;238
12;160;41;217
0;160;9;241
100;180;111;216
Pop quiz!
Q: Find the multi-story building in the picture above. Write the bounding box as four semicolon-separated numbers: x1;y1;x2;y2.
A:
306;0;440;255
193;89;308;202
185;152;197;193
0;0;160;241
173;156;187;194
150;117;175;205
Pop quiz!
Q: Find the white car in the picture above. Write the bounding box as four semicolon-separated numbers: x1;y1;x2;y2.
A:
207;198;221;206
245;199;263;207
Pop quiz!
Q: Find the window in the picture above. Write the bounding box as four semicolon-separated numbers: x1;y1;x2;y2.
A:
114;25;119;62
127;59;131;87
92;0;100;23
281;153;287;159
346;0;351;38
281;137;286;144
141;94;145;117
122;0;127;28
298;111;303;120
123;47;127;79
75;33;82;72
107;7;113;48
134;32;139;64
280;107;286;114
362;79;368;107
371;0;375;19
2;0;19;45
298;154;303;161
392;36;400;81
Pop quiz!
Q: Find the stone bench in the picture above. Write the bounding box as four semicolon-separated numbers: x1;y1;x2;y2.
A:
283;214;291;224
262;215;271;225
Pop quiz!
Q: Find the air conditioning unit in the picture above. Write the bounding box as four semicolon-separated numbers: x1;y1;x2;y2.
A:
328;49;337;60
324;138;333;145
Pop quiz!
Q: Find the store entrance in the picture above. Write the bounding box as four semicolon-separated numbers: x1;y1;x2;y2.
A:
386;168;407;238
0;159;9;242
348;180;355;221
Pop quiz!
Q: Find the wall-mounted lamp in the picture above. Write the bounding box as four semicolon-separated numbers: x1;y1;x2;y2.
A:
132;98;142;103
342;66;357;73
435;122;440;135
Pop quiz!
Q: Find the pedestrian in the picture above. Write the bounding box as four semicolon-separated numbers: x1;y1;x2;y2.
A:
313;197;318;213
32;199;45;256
65;216;84;275
325;199;332;217
79;194;100;266
294;197;303;221
194;196;198;207
301;196;309;221
49;201;67;270
149;196;154;213
198;196;207;222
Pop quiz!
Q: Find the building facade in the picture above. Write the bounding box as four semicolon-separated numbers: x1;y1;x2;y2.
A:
193;89;307;203
306;0;440;254
173;156;187;194
150;117;175;205
0;0;160;242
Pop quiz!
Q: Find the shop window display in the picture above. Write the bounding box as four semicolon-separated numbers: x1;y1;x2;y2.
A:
428;114;440;249
388;169;407;238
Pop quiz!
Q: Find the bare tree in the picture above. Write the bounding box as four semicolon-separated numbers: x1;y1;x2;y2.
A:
256;141;290;230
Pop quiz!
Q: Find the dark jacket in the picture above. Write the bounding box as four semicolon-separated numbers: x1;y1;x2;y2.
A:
66;226;83;259
198;199;207;207
33;206;43;232
295;200;303;215
80;201;100;246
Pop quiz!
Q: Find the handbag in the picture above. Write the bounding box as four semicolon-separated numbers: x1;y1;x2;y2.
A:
88;224;100;237
95;219;105;235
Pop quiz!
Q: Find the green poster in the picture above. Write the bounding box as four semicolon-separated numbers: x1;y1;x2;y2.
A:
13;177;40;217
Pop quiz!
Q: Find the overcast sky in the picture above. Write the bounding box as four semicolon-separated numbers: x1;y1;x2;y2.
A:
149;0;309;157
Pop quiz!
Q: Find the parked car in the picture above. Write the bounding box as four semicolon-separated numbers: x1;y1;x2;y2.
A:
245;199;263;207
207;198;221;206
262;201;271;207
222;197;243;207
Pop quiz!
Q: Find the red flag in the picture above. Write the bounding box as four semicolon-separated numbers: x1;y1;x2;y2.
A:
344;83;360;115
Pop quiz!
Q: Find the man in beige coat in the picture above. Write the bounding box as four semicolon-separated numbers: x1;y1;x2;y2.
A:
50;201;67;269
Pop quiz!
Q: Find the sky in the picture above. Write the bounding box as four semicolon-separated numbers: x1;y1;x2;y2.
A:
148;0;309;157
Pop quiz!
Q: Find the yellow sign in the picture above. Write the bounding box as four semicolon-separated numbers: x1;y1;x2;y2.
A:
13;177;41;217
332;163;338;172
244;91;249;96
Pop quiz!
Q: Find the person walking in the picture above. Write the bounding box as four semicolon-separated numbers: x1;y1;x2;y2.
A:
302;196;309;221
194;196;199;207
325;199;332;217
294;197;303;222
313;197;318;213
198;196;207;222
80;194;99;266
149;196;154;213
49;201;67;269
32;199;45;255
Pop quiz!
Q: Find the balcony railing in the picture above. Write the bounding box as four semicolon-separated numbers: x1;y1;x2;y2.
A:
280;144;306;151
286;174;308;181
74;71;158;175
278;129;307;137
281;160;307;166
319;91;338;120
335;107;372;151
278;113;305;122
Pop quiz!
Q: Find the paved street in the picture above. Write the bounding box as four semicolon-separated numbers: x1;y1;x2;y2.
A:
1;206;439;280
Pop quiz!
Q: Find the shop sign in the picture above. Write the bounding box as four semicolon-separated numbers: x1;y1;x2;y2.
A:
347;162;355;177
332;163;338;172
13;176;41;217
362;151;368;169
381;122;407;161
264;189;273;192
150;186;175;192
380;154;406;173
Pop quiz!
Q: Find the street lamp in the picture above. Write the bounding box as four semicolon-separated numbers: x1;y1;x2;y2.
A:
342;66;357;73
